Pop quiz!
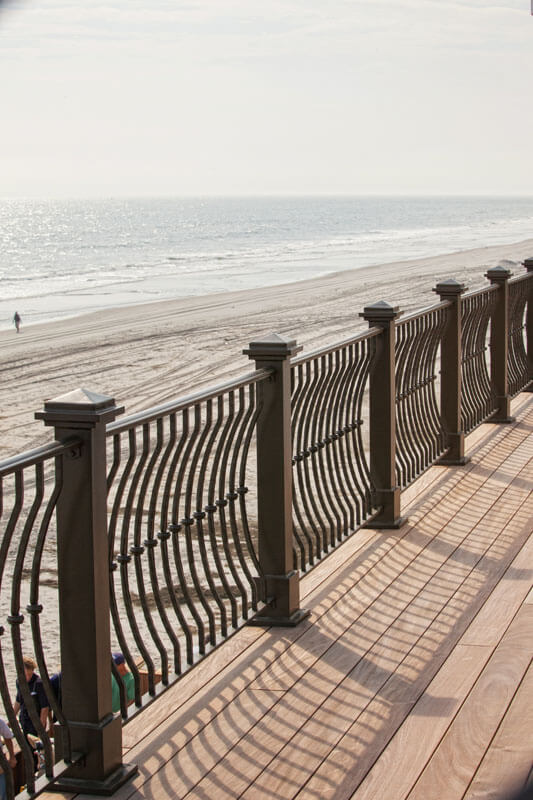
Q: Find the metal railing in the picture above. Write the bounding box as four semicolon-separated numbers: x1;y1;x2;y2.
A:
395;303;448;487
0;258;531;797
508;274;530;398
0;443;76;797
291;331;378;572
461;286;497;433
106;371;269;713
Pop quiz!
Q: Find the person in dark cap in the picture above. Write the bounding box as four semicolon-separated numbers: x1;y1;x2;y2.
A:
111;653;134;713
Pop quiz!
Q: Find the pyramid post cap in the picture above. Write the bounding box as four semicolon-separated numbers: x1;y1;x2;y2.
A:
35;388;124;427
433;278;467;296
485;265;512;281
359;300;401;323
244;332;302;360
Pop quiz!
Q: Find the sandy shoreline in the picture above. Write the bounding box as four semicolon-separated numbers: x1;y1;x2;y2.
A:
2;237;533;458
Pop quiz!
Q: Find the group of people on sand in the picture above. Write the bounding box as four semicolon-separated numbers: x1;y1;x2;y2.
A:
0;652;135;797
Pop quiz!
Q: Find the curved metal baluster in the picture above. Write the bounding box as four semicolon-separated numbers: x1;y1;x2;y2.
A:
226;387;260;607
189;400;228;645
334;345;360;532
114;428;150;698
291;363;315;570
237;383;264;612
170;408;208;656
424;309;446;462
296;359;325;565
395;320;413;487
354;337;375;516
217;391;251;612
470;295;491;424
159;413;195;667
413;314;434;473
132;419;174;689
343;341;370;524
10;468;47;793
463;296;478;431
317;352;343;544
145;416;182;678
0;474;28;799
208;392;248;624
203;395;238;631
405;318;424;479
107;433;133;703
308;355;336;551
461;296;480;432
323;348;350;541
29;457;70;772
126;422;168;695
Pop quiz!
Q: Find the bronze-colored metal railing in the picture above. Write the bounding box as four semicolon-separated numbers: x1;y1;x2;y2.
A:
461;286;497;434
0;443;75;797
508;274;530;397
0;258;532;797
290;331;378;572
395;304;448;487
105;371;268;715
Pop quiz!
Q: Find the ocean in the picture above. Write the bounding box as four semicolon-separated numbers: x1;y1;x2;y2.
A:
1;195;533;330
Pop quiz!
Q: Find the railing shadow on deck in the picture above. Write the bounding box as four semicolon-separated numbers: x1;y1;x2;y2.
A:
102;426;533;799
0;257;532;797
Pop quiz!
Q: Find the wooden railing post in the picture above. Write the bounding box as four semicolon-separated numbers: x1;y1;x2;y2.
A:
433;279;469;465
485;266;515;423
244;334;309;626
35;388;137;794
524;257;533;391
360;302;405;529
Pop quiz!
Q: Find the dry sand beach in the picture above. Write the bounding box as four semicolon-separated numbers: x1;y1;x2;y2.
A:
2;237;533;459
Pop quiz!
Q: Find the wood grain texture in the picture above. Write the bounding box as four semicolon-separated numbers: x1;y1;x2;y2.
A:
406;605;533;800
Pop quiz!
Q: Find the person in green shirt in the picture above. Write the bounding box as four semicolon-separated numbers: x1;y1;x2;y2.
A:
111;653;135;713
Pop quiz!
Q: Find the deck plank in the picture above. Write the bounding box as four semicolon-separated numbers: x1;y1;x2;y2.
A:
465;658;533;800
405;604;533;800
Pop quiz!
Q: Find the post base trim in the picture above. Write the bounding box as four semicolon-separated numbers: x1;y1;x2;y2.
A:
49;762;138;796
363;515;408;530
248;608;311;628
437;455;470;466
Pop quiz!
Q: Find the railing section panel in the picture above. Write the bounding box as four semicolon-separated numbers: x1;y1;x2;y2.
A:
106;372;267;716
395;305;447;488
508;274;531;397
0;443;75;797
461;286;497;433
290;332;378;572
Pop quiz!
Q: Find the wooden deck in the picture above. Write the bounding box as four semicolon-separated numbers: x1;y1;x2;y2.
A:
50;393;533;800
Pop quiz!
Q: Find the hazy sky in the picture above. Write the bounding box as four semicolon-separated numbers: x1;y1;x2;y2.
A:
1;0;531;197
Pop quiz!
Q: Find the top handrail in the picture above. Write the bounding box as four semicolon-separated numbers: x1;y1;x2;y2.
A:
107;367;273;435
509;271;533;286
397;299;451;328
0;438;80;478
462;283;498;302
291;326;382;368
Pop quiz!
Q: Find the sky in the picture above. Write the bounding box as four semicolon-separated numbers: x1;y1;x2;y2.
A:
0;0;532;197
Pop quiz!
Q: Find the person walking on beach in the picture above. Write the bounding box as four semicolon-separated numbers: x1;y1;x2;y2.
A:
13;312;21;333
